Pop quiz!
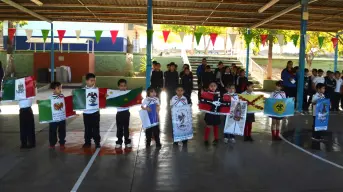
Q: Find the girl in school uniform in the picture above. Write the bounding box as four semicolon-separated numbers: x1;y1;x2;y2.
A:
269;81;286;141
242;81;255;142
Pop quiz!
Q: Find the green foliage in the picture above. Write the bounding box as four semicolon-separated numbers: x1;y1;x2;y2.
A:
139;55;155;73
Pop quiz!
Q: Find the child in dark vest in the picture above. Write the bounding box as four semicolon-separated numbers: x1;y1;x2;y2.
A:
180;67;193;104
151;62;164;98
164;62;179;101
236;69;248;94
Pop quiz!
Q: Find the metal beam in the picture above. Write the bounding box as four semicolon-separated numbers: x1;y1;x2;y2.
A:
1;0;51;22
250;0;318;28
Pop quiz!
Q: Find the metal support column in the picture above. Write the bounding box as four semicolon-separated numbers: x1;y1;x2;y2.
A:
296;0;308;112
50;22;55;82
145;0;153;88
334;33;339;72
245;29;250;77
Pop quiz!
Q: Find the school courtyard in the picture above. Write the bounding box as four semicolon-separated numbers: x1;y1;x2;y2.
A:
0;90;342;192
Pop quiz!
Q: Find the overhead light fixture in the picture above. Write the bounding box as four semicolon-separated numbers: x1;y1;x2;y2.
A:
258;0;279;13
31;0;43;6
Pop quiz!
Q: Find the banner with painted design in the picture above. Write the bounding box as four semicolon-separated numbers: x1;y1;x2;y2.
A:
106;87;143;108
264;98;295;117
38;95;76;123
72;88;107;110
172;105;193;142
315;99;330;131
238;94;264;113
139;104;159;129
2;76;36;101
199;92;230;115
224;100;247;136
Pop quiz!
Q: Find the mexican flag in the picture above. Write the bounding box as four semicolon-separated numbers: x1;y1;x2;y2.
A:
106;87;143;107
38;95;76;123
72;88;107;110
2;76;36;101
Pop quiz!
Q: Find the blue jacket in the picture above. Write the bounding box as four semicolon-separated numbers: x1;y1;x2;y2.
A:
281;68;296;88
196;64;205;79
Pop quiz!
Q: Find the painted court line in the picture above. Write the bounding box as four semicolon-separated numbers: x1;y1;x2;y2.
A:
70;121;116;192
280;134;343;170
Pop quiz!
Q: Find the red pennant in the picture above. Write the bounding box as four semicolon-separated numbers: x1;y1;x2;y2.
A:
210;33;218;46
110;30;119;44
57;30;66;44
162;30;170;43
332;37;339;49
260;34;268;46
8;28;16;43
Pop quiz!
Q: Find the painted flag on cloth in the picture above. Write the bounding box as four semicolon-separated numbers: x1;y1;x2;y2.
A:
139;104;159;129
238;94;264;113
2;76;36;101
224;101;247;136
264;98;294;117
106;87;143;107
315;99;330;131
72;88;107;110
38;95;76;123
172;105;193;142
199;92;230;115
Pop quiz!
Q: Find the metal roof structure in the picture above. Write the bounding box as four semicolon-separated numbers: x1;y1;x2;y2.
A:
1;0;343;32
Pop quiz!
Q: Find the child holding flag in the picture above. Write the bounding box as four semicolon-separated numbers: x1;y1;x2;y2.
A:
269;81;286;141
83;73;101;148
141;87;162;148
170;85;189;146
223;84;239;144
312;83;326;141
242;81;255;142
203;82;220;145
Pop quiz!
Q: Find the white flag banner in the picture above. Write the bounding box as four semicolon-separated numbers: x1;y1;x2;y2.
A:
25;29;33;40
172;105;193;142
229;34;237;47
50;95;66;122
224;101;247;136
179;32;185;42
15;78;27;101
276;34;284;46
75;30;81;39
85;88;100;110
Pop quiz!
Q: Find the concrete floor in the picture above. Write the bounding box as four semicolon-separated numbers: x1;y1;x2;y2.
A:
0;90;343;192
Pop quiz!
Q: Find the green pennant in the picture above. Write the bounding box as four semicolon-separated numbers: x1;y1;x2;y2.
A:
318;36;325;49
146;29;154;43
41;29;50;43
243;33;253;46
291;34;299;47
94;30;103;43
194;32;202;46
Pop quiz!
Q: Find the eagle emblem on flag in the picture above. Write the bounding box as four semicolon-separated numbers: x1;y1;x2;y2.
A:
87;92;98;106
16;84;24;94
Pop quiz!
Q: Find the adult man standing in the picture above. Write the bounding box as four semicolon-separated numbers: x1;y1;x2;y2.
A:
196;58;207;99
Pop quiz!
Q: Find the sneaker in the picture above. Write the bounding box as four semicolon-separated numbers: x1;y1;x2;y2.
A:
95;143;101;148
125;143;132;149
59;144;66;150
82;143;91;148
224;138;229;144
115;144;122;149
49;145;55;149
212;139;219;145
229;138;236;143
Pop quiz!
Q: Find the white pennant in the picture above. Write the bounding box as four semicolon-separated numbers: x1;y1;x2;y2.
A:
75;30;81;39
276;34;284;46
25;29;33;40
179;32;185;42
229;34;237;46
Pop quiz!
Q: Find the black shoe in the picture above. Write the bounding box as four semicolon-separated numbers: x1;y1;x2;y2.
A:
173;142;179;146
248;136;254;142
182;140;188;146
95;143;101;148
82;143;91;148
156;143;162;148
26;144;35;149
20;145;28;149
204;141;209;145
212;139;219;145
244;136;249;141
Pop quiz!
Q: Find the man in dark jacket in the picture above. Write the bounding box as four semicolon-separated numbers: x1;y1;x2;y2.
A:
196;58;207;99
164;62;179;101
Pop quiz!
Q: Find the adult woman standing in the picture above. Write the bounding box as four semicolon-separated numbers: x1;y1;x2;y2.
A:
281;60;297;98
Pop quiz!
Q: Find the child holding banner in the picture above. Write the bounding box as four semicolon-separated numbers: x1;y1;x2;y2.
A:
223;84;239;144
203;82;220;145
312;83;326;141
141;87;162;148
269;81;286;141
242;81;255;142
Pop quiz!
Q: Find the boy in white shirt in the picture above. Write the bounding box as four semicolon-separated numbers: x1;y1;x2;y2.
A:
312;69;325;90
311;83;326;141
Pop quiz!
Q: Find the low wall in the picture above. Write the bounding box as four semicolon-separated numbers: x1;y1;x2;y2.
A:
83;76;146;89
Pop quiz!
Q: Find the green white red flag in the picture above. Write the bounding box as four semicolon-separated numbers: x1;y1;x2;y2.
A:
106;87;143;107
38;95;76;123
72;88;107;110
2;76;36;101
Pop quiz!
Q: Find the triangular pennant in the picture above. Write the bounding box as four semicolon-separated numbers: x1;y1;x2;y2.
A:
291;34;299;47
260;34;268;46
318;36;325;49
110;30;119;44
146;29;154;43
194;32;202;46
94;30;103;43
8;28;16;43
75;30;81;39
162;30;170;43
332;37;339;49
209;33;218;46
243;33;253;46
229;34;237;46
25;29;33;40
276;34;284;46
41;29;50;43
179;32;185;42
57;30;66;44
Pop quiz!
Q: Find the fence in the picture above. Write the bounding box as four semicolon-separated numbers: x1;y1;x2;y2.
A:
237;50;266;86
